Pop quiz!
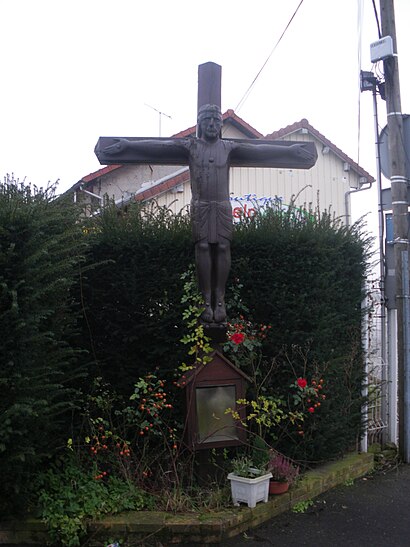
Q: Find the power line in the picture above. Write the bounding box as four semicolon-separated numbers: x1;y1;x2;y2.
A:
357;0;364;164
371;0;382;39
234;0;305;113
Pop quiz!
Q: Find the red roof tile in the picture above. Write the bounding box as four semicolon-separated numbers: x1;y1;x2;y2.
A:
135;170;190;202
82;164;122;183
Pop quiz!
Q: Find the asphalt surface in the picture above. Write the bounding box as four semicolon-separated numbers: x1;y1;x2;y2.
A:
223;463;410;547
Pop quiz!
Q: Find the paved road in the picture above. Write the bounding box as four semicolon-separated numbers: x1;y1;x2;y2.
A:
223;464;409;547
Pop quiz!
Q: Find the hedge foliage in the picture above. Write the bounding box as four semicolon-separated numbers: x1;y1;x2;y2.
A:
78;202;193;392
0;185;371;515
79;201;371;461
229;209;371;460
0;177;88;512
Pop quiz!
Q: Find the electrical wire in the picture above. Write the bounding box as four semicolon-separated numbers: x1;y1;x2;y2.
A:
357;0;364;164
371;0;382;39
357;0;384;165
234;0;305;114
374;62;385;81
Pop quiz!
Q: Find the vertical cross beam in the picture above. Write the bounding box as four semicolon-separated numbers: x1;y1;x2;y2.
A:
197;62;222;112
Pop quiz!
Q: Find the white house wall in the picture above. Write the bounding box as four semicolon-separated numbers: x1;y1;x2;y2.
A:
81;164;179;208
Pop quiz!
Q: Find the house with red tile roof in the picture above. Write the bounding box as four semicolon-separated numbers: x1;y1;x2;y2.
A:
68;111;374;223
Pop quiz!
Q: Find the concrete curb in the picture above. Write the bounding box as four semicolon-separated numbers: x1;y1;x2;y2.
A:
0;452;374;545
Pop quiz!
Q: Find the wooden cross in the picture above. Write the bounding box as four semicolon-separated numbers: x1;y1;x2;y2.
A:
95;62;317;328
95;62;317;168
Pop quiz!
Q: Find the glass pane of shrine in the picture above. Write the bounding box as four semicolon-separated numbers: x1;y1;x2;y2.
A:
196;385;239;443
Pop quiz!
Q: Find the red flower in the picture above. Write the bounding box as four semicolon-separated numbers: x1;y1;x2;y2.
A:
308;407;315;413
297;377;307;389
230;332;245;344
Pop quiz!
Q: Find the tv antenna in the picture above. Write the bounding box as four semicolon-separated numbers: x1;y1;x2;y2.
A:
145;103;172;136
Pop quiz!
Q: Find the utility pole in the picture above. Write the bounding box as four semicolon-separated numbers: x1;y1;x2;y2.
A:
380;0;409;460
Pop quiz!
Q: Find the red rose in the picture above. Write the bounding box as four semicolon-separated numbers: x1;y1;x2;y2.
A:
308;407;315;413
230;332;245;344
297;378;307;389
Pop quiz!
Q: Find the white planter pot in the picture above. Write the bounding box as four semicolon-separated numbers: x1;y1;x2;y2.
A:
227;472;272;508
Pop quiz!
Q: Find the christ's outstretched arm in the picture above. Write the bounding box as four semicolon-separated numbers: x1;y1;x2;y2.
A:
230;141;317;169
95;137;190;166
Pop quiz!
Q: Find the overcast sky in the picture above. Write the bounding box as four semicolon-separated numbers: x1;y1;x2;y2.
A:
1;0;409;232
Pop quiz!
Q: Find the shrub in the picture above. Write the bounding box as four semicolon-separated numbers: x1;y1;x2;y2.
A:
77;201;192;395
0;176;88;513
37;453;153;547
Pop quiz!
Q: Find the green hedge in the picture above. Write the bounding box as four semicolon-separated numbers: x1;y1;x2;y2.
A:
0;178;88;513
231;210;369;460
0;189;370;515
77;203;193;392
79;202;371;461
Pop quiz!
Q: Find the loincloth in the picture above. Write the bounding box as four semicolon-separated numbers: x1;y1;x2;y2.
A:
191;200;233;243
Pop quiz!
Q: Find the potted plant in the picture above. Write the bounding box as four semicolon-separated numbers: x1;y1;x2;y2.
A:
227;456;272;508
267;450;299;494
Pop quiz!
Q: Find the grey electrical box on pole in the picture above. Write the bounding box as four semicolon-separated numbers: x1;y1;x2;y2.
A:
370;35;394;62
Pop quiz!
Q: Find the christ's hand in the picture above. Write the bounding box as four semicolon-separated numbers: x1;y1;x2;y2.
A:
103;139;127;155
292;143;316;161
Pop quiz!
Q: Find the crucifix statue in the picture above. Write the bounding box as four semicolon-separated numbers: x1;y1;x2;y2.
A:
95;62;317;328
